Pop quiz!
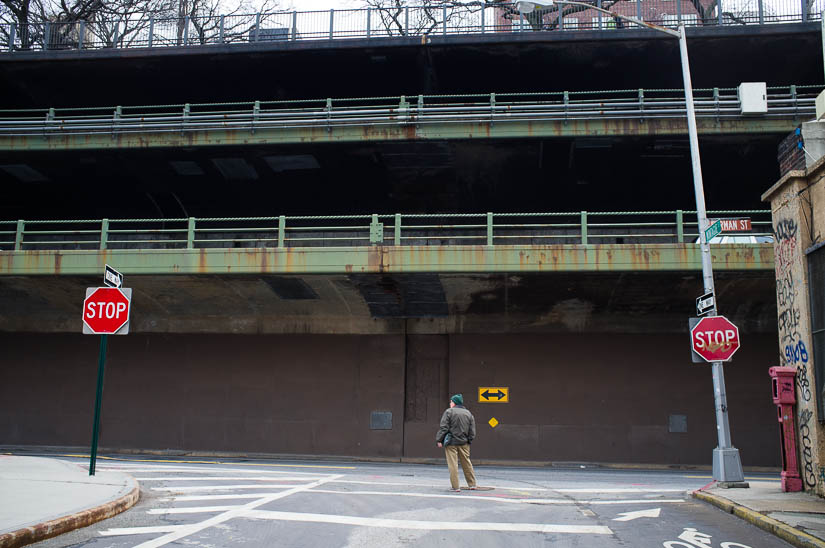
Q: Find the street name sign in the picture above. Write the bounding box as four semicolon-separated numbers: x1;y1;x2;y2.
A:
82;287;132;335
690;315;740;363
478;387;509;403
704;219;722;243
696;292;715;316
711;218;752;232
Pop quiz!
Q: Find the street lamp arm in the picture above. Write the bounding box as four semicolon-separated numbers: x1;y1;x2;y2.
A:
515;0;681;37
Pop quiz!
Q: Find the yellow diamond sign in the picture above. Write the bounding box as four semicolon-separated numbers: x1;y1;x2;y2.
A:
488;417;499;428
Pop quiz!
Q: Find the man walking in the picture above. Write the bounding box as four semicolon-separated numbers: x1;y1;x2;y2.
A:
436;394;477;492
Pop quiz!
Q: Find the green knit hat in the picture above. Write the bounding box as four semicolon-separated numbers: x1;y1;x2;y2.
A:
451;394;464;405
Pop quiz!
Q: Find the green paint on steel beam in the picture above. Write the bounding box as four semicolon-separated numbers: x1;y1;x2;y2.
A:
0;118;799;152
0;243;774;275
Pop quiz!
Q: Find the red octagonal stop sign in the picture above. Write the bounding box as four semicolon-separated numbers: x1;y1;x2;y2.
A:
691;315;740;362
82;287;131;334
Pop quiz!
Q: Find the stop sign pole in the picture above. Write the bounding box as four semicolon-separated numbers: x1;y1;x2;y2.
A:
690;154;746;484
82;267;131;476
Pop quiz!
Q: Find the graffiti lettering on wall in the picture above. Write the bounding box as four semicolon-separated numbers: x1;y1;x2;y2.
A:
774;216;816;487
800;409;817;487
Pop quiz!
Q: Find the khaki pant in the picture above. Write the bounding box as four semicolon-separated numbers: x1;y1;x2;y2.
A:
445;444;476;489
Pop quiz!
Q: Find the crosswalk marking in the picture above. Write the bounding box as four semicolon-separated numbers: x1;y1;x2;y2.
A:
151;484;309;492
101;525;185;537
243;510;614;534
331;479;686;493
137;476;322;482
148;506;240;515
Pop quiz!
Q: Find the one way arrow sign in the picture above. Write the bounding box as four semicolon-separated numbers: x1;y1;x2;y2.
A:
612;508;661;522
478;387;509;403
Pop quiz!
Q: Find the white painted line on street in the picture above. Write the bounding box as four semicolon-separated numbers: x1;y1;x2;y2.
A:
130;473;345;548
99;466;329;475
331;479;686;494
307;489;685;505
159;493;285;502
151;483;312;492
243;510;614;534
100;525;185;537
137;476;323;482
147;506;240;515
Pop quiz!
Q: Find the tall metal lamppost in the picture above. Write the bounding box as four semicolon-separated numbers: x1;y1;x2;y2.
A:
515;0;745;483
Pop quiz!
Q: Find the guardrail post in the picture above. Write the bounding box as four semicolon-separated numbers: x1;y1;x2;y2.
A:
443;6;447;35
717;0;723;24
44;22;51;50
100;218;109;250
394;214;401;245
112;22;119;48
597;0;602;28
255;13;261;41
14;220;24;250
677;0;682;23
638;88;645;123
370;214;383;245
329;9;334;40
405;7;409;35
637;0;642;22
278;216;286;247
9;23;15;52
581;211;588;245
481;5;485;32
366;8;371;38
291;11;297;40
78;21;85;49
149;17;154;47
218;15;224;43
252;100;260;134
182;103;190;136
676;210;684;243
487;212;494;246
758;0;764;24
183;16;189;45
112;105;121;139
802;0;808;22
187;217;196;249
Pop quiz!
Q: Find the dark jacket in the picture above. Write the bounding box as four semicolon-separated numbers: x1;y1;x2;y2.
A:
436;405;476;446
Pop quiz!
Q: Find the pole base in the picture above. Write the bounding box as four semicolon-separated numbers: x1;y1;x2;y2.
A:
713;447;745;483
781;471;803;492
718;481;750;489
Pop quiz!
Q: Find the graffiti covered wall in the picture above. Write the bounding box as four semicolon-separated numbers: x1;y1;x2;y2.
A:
763;156;825;494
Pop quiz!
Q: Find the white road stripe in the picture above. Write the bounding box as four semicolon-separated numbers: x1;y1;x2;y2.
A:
244;510;613;534
137;476;322;482
148;506;240;515
151;483;313;492
331;479;686;493
159;493;285;502
130;473;345;548
307;489;685;505
100;525;184;537
99;466;327;475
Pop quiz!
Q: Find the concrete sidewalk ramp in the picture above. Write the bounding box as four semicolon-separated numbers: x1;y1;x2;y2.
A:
0;455;138;547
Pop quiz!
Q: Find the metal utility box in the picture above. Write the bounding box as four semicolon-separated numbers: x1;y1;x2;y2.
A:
738;82;767;115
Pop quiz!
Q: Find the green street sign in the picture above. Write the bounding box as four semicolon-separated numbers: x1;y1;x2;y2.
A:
704;219;722;243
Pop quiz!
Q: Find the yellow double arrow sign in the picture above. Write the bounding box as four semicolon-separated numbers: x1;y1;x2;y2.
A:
478;387;509;403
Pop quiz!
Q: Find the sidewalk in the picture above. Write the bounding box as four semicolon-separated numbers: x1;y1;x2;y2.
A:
0;455;138;548
694;480;825;548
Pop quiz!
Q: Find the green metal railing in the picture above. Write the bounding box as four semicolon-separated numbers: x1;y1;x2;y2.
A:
0;210;773;252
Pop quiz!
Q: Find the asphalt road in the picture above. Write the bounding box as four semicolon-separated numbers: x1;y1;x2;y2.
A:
31;455;790;548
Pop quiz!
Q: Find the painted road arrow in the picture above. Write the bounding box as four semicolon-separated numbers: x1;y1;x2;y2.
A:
612;508;661;522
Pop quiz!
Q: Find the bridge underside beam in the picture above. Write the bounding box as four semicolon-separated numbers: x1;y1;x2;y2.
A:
0;117;800;152
1;243;773;276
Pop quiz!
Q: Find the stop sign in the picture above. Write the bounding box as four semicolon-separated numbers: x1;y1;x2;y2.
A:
691;315;740;362
82;287;131;334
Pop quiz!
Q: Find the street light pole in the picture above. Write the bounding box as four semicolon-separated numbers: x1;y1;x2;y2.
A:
516;1;745;483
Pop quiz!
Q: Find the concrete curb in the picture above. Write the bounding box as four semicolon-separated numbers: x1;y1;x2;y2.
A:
693;489;825;548
0;479;140;548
